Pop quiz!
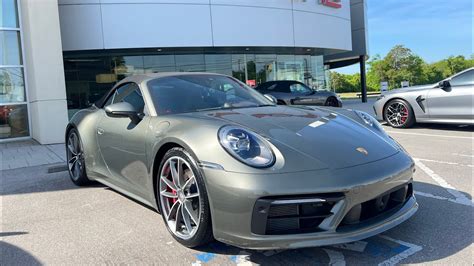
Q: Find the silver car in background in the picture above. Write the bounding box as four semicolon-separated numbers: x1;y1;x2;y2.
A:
373;68;473;128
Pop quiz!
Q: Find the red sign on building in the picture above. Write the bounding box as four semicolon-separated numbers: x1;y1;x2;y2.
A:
320;0;342;9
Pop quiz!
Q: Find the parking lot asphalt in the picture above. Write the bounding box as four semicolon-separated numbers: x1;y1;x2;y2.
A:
1;123;473;265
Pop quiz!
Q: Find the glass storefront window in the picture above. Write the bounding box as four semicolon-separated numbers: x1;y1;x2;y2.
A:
0;30;22;65
1;0;19;28
0;104;29;139
204;54;232;76
0;67;24;103
144;55;176;73
63;52;330;117
255;54;276;85
175;54;205;72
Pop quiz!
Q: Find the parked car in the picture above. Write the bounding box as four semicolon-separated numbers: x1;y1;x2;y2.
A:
374;68;474;128
254;80;342;107
66;72;416;249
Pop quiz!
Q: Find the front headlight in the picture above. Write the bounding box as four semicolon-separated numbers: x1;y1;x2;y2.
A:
376;95;385;101
355;110;389;135
218;125;275;168
354;110;408;152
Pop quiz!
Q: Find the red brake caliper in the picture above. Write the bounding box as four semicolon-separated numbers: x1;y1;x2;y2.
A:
401;106;407;123
164;165;177;204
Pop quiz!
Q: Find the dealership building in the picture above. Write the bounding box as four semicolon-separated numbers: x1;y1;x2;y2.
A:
0;0;368;143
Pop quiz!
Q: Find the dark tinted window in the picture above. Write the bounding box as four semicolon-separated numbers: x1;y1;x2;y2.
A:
104;83;145;112
450;69;473;86
147;75;271;115
289;82;312;94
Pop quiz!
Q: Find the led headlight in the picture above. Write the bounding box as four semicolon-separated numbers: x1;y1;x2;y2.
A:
218;125;275;168
354;110;385;132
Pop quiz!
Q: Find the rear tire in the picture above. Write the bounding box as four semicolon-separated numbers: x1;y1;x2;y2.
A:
384;99;416;128
277;100;286;105
156;147;213;248
66;128;91;186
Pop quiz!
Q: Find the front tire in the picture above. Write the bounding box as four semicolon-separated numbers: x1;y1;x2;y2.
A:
384;99;416;128
157;147;213;248
66;128;90;186
325;97;339;107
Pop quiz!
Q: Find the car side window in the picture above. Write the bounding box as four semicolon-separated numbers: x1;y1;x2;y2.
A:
450;69;474;87
103;83;145;113
290;83;312;94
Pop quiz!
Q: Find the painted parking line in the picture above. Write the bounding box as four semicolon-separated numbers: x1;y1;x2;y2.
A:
414;158;473;168
377;236;422;266
385;131;473;140
415;191;473;206
322;248;346;266
414;159;473;207
452;153;474;158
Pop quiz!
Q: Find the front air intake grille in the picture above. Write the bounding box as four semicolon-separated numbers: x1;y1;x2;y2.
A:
251;193;344;235
339;182;413;229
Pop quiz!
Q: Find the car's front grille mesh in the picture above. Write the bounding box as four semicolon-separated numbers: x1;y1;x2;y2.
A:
251;193;344;235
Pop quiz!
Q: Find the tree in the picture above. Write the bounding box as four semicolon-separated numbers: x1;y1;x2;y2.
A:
377;45;425;89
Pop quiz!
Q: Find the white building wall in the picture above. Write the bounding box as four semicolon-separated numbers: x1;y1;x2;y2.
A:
58;0;352;52
20;0;69;144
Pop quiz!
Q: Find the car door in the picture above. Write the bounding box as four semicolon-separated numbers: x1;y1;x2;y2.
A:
96;82;151;197
426;69;474;121
289;82;323;105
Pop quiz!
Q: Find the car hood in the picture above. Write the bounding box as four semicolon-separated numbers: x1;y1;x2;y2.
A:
194;106;399;170
386;84;433;94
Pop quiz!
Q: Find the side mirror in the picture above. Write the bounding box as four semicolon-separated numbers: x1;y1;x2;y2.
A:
105;102;142;124
263;94;278;104
438;80;451;90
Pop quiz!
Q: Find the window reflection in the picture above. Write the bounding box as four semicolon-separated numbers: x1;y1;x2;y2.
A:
144;55;176;73
0;68;25;103
0;31;22;65
204;54;232;76
63;52;330;116
1;0;19;28
176;54;205;72
0;104;28;139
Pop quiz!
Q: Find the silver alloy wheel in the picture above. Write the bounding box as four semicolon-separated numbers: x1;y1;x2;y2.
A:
386;102;409;127
159;156;201;240
67;131;83;181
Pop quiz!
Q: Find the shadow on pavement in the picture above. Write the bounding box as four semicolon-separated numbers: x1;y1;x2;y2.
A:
1;236;42;265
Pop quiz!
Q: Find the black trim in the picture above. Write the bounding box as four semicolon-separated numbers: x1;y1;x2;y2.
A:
416;95;426;113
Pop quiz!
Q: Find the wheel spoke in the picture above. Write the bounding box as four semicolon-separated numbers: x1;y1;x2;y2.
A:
183;200;199;225
182;175;195;190
185;192;199;199
161;174;177;191
170;159;181;188
160;190;177;199
181;204;193;233
167;201;180;222
67;143;76;155
175;204;183;232
68;156;77;172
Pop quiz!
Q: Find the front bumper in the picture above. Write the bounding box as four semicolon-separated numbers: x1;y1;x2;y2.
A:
373;99;385;121
202;151;416;250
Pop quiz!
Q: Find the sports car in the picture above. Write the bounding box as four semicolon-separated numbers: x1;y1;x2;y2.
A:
66;72;417;249
374;67;474;128
254;80;342;107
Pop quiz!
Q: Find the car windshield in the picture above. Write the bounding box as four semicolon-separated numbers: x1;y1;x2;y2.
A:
147;74;274;115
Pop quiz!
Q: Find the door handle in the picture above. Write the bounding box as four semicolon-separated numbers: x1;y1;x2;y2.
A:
97;128;105;135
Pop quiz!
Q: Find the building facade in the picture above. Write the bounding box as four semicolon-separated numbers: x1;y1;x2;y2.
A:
1;0;367;143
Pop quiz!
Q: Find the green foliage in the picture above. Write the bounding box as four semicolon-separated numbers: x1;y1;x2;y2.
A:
331;45;473;92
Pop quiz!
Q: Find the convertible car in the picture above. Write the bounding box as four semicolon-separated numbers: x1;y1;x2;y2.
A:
374;67;473;128
66;72;417;249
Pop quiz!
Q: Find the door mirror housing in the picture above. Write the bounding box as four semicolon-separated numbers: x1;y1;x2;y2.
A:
438;80;451;90
263;94;278;104
105;102;142;123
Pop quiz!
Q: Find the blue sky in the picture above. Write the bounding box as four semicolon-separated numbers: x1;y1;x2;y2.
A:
337;0;473;74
